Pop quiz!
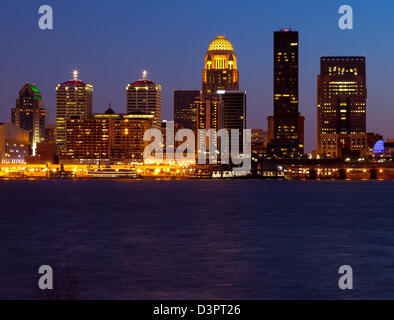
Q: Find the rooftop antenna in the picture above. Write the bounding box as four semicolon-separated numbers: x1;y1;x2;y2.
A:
73;69;79;80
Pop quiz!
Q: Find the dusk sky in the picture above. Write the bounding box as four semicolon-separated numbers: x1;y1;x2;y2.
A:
1;0;393;152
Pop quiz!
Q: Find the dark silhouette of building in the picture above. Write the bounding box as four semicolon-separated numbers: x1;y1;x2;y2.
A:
267;29;304;159
174;90;200;133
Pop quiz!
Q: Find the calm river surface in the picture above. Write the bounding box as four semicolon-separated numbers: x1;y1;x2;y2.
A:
0;179;394;299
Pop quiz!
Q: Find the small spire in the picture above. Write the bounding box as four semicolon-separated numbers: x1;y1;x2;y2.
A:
73;70;79;80
142;70;148;80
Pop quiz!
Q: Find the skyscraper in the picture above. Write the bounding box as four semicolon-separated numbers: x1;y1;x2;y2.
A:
219;90;246;131
127;71;162;127
202;35;239;97
198;35;239;132
56;70;93;148
267;29;304;159
219;90;247;151
317;57;367;159
174;90;200;132
12;83;47;155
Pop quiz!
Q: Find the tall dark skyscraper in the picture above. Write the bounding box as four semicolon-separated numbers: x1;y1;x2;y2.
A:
317;57;367;159
219;90;247;151
11;83;47;155
174;90;200;132
219;90;246;131
267;29;303;159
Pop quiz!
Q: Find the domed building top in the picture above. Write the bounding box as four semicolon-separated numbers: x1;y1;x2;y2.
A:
208;35;234;52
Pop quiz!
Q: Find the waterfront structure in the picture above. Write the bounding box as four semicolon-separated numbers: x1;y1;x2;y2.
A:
11;83;47;155
25;142;57;164
61;107;153;164
267;29;304;159
56;70;93;148
317;57;367;159
126;71;161;127
174;90;200;133
0;123;30;164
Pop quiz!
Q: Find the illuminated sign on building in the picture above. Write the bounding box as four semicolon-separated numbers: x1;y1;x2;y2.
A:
373;140;385;154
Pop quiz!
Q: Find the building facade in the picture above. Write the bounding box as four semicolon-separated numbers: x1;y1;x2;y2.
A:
56;71;93;148
0;123;30;164
174;90;200;133
198;35;240;132
202;35;239;97
317;57;367;159
61;109;153;164
126;71;162;127
12;83;47;155
267;29;304;159
219;90;246;131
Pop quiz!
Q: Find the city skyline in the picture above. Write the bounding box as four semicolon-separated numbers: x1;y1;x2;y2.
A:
1;0;394;153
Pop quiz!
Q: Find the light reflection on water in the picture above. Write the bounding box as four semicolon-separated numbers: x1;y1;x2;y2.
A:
0;179;394;299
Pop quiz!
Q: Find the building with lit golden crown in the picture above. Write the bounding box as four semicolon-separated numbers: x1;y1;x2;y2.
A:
198;35;241;130
202;35;239;96
61;106;153;164
56;71;93;149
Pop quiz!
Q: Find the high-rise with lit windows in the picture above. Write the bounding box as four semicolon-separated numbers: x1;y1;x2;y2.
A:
61;107;153;164
12;83;47;155
267;29;304;159
317;57;367;159
202;35;239;97
198;35;239;131
56;70;93;148
126;71;162;127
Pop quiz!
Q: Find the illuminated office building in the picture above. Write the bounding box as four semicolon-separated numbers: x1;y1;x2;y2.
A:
174;90;200;133
56;70;93;148
127;71;161;127
202;35;239;96
0;123;30;164
62;107;153;164
12;83;47;155
267;29;304;159
317;57;367;159
198;35;240;131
